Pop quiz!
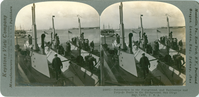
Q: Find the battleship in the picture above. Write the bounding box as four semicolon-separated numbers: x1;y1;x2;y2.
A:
100;2;186;86
16;3;100;86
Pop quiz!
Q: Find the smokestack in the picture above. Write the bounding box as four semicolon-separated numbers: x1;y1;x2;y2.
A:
32;3;39;51
119;2;126;50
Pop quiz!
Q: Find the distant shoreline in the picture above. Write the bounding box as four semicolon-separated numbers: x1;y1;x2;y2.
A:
22;26;185;31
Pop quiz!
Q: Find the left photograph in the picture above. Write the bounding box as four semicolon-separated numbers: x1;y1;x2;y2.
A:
15;2;100;86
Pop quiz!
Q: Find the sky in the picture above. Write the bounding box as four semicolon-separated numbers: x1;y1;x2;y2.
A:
15;1;185;30
15;2;100;30
101;1;185;29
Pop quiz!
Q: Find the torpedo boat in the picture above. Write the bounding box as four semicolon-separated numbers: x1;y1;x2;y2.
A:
101;2;186;86
21;3;100;86
130;12;186;86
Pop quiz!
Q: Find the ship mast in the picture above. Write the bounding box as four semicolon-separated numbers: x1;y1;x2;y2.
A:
32;3;39;51
119;2;126;50
77;15;82;56
166;14;171;55
140;14;144;40
52;15;55;40
166;14;170;38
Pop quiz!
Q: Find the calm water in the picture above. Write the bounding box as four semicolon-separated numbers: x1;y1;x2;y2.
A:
25;27;186;50
26;28;101;50
102;27;186;49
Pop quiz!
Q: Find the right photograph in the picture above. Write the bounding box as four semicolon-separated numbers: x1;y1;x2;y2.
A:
100;1;186;86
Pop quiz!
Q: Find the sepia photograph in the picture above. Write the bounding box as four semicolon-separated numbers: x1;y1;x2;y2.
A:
1;0;199;96
15;2;100;86
100;1;186;86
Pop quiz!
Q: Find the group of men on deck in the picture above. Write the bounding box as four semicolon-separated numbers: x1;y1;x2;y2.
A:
159;31;183;53
25;31;98;81
138;32;159;56
51;32;97;80
137;31;185;78
71;34;95;53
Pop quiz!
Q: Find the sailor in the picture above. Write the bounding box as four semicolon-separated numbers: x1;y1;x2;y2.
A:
165;38;170;55
142;34;148;50
164;54;172;65
160;36;165;44
83;39;89;50
77;37;82;49
160;37;163;43
178;40;183;52
152;41;159;55
90;41;94;53
54;34;60;51
71;37;74;44
163;36;166;44
112;34;120;53
80;39;85;49
116;34;120;44
139;53;150;79
142;32;146;39
57;45;64;55
76;55;84;67
54;33;57;40
66;42;71;53
41;32;46;54
85;54;97;73
86;39;90;51
170;38;174;49
47;41;52;50
173;53;185;72
62;42;71;56
52;54;63;80
173;38;178;50
133;40;140;50
169;31;173;39
146;43;152;54
28;34;32;45
80;32;84;40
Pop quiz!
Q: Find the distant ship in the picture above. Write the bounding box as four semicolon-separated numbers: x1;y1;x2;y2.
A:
15;30;27;38
101;29;115;37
